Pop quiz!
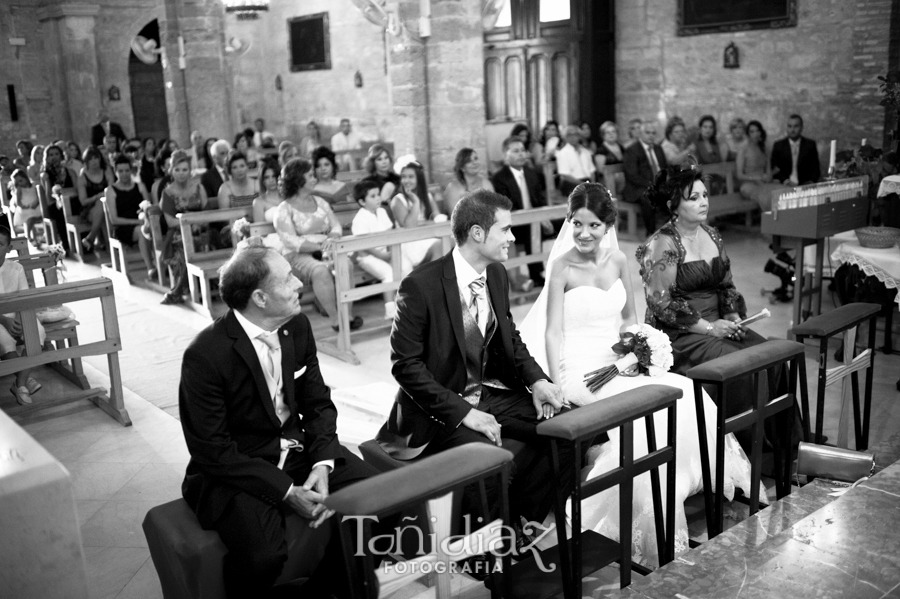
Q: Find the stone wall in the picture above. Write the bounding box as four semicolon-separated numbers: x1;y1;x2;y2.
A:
614;0;893;156
224;0;393;145
0;0;59;153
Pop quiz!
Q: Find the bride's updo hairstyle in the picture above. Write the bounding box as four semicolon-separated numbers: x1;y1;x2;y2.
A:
567;182;617;228
644;159;703;218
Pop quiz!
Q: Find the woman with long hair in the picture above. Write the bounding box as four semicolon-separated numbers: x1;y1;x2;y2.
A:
217;150;258;210
298;121;321;159
76;146;113;252
106;154;155;278
390;160;443;270
443;148;495;214
362;143;401;205
311;146;348;203
736;120;785;211
252;158;282;223
139;137;157;190
159;150;208;304
510;123;538;168
65;141;84;173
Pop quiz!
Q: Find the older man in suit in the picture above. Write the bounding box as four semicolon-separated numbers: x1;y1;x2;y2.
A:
201;139;231;204
179;246;381;598
377;190;577;527
490;136;551;287
770;114;821;185
624;120;668;236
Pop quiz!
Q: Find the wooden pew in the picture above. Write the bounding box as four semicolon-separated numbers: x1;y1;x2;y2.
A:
57;188;91;262
100;198;145;284
177;207;252;318
10;236;30;257
602;164;641;241
12;252;91;390
0;277;130;426
701;161;758;227
327;204;568;364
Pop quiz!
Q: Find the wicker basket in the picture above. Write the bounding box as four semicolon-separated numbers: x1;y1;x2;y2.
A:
855;226;900;249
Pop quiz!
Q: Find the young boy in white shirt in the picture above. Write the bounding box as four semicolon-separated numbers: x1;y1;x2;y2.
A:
0;226;45;404
350;180;399;319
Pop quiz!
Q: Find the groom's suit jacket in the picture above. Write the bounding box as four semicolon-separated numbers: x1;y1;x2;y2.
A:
179;310;343;527
377;252;549;460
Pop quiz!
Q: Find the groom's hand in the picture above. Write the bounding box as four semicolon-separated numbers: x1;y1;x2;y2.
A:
462;408;503;446
532;380;563;420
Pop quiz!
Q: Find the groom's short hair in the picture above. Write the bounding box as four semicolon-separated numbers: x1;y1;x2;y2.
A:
451;190;512;245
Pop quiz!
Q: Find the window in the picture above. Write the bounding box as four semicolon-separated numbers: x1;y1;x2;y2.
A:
539;0;570;22
495;0;512;28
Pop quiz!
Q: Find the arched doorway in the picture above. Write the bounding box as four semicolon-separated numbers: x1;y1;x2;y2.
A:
129;20;169;142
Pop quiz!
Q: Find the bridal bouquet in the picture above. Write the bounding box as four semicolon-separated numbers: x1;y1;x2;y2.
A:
584;324;674;393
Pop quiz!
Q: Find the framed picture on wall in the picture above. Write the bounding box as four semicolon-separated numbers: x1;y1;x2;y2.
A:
677;0;797;36
288;12;331;71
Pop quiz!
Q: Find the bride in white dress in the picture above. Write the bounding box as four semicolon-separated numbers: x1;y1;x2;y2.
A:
519;183;759;568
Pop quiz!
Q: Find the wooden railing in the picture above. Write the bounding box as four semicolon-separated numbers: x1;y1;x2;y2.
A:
177;206;252;318
325;204;568;364
0;277;130;426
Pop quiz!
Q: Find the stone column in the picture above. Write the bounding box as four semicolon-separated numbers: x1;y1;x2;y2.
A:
159;0;234;146
37;3;102;144
390;0;486;188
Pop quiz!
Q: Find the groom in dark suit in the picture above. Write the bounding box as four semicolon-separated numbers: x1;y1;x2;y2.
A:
770;114;821;185
377;190;576;525
179;246;380;598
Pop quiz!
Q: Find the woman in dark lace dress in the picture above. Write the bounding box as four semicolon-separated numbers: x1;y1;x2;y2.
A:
636;164;775;439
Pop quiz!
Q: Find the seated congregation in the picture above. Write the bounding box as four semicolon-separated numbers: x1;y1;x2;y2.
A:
1;111;893;599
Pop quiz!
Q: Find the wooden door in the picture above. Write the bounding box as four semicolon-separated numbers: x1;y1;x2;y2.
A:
129;54;169;142
484;0;615;136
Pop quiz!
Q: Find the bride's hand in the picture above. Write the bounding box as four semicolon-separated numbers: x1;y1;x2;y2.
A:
531;380;563;420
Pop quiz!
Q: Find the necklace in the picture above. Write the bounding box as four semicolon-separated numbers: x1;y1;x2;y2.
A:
676;225;700;242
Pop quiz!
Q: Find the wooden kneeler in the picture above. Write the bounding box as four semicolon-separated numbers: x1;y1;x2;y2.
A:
325;444;514;599
507;385;680;599
687;339;806;538
790;302;880;450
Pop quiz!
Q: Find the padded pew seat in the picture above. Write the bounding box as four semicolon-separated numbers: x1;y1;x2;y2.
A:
143;498;330;599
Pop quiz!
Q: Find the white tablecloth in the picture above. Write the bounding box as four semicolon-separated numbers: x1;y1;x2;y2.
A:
877;174;900;198
831;239;900;305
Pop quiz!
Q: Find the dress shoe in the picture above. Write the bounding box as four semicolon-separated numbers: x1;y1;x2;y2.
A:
332;316;364;331
25;377;41;394
11;385;32;405
160;292;185;305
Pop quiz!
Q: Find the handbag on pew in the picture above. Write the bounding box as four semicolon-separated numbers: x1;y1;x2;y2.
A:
796;441;875;484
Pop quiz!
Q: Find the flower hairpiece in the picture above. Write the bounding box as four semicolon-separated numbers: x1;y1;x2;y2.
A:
393;154;419;175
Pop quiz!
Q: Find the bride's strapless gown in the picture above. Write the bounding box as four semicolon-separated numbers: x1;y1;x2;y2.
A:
558;281;759;567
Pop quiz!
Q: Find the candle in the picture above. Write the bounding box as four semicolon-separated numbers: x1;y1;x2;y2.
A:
828;140;837;173
861;138;867;147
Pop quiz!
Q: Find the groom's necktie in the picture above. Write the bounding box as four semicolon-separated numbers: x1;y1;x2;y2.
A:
469;276;486;332
257;331;287;424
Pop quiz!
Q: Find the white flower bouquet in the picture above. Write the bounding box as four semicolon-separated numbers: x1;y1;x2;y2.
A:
584;324;674;393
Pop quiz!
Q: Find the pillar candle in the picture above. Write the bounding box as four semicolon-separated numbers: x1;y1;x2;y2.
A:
829;140;837;171
861;138;867;147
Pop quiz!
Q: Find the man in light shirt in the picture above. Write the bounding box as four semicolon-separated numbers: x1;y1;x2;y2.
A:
252;118;273;149
330;118;361;170
179;246;383;598
556;125;597;196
